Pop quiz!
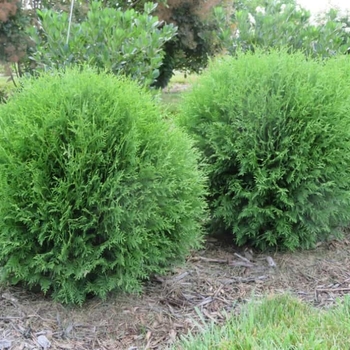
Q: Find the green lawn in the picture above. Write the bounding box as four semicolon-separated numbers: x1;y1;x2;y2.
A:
173;294;350;350
167;71;199;85
160;71;198;115
0;75;9;86
161;91;183;113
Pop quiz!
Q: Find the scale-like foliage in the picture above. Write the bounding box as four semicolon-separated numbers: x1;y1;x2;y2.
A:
0;67;207;304
179;50;350;250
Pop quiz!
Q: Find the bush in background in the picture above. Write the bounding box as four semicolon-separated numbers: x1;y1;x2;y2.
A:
0;0;30;70
179;50;350;250
24;0;226;88
0;67;207;304
214;0;350;58
28;1;177;87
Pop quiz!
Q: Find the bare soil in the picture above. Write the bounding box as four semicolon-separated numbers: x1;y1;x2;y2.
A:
1;233;350;350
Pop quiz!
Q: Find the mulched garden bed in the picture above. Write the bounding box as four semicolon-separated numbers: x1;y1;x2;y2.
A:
1;233;350;349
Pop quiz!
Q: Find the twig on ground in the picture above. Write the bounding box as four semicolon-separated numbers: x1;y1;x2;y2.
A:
234;253;253;265
195;297;213;307
221;275;268;284
171;272;190;283
316;287;350;293
189;256;228;264
0;315;38;321
189;256;254;267
228;261;255;268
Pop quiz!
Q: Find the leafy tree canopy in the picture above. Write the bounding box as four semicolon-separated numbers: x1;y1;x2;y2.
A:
215;0;350;58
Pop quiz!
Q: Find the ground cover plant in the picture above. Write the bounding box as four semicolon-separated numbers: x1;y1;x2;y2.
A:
174;294;350;349
0;67;207;304
179;50;350;250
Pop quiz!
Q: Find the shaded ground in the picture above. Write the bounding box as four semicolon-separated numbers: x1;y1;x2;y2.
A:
1;234;350;350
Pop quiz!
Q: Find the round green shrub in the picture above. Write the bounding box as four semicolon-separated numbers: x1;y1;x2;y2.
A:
0;67;207;304
179;50;350;250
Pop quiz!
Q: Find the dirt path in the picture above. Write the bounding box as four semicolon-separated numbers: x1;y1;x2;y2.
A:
1;233;350;349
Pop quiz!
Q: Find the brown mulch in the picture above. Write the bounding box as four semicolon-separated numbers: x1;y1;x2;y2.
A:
1;235;350;350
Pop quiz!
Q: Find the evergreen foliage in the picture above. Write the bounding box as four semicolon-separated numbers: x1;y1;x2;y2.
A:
0;67;207;304
179;50;350;250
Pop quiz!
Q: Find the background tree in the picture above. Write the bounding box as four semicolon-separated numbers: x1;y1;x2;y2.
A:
215;0;350;58
0;0;30;78
153;0;224;87
28;1;177;87
23;0;225;87
7;0;350;86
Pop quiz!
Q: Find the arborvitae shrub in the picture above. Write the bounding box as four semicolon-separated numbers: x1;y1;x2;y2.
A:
0;67;207;304
179;50;350;250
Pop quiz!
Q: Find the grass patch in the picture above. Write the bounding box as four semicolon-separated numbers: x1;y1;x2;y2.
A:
0;75;11;87
161;91;183;114
160;71;198;115
173;294;350;349
168;71;199;85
